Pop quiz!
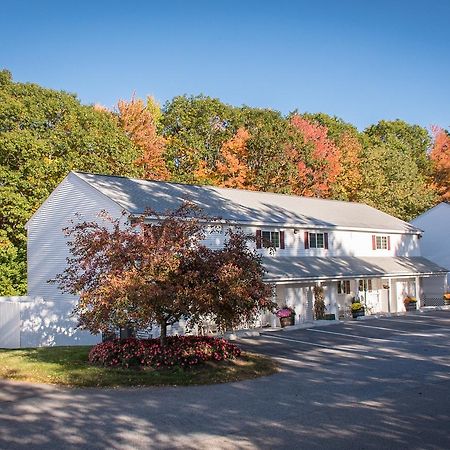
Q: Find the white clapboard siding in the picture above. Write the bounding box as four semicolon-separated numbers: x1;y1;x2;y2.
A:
411;203;450;285
26;173;124;346
246;226;419;257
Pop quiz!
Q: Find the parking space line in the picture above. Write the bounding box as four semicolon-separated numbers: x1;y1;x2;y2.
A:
260;333;331;348
306;328;398;342
347;322;415;334
259;333;380;359
377;318;449;329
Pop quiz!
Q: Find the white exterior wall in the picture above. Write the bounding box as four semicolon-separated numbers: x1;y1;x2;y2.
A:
412;203;450;287
205;226;419;257
26;173;124;346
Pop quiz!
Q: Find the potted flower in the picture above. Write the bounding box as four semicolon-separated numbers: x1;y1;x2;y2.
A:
351;302;365;319
276;306;295;328
403;296;417;311
443;293;450;306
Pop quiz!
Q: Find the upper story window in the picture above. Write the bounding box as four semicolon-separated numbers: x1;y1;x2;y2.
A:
310;232;325;248
256;230;285;249
337;280;351;295
262;231;280;248
304;231;329;249
372;235;391;250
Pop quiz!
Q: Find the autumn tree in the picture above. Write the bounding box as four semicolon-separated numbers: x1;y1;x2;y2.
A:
430;125;450;201
54;203;273;346
300;113;363;201
195;127;254;189
287;115;342;197
117;95;169;180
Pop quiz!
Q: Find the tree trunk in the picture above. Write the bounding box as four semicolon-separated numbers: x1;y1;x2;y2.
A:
159;321;167;348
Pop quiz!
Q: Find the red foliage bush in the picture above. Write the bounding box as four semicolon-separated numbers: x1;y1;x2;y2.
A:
89;336;241;369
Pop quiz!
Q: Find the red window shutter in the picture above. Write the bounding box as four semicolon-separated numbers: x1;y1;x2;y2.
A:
372;235;376;250
387;236;391;251
256;230;262;249
304;231;309;249
324;233;329;249
280;231;285;249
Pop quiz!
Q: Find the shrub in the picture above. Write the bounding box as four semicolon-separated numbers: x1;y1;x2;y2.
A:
351;302;363;311
403;296;417;305
89;336;241;369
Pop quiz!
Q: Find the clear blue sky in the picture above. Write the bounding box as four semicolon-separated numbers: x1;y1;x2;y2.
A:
1;0;449;130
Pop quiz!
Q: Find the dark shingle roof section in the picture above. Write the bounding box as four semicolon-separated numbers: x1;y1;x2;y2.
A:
74;171;420;233
263;256;449;281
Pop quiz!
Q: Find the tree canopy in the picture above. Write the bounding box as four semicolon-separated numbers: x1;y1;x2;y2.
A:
0;70;447;295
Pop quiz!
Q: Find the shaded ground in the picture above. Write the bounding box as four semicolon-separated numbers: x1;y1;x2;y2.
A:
1;310;449;449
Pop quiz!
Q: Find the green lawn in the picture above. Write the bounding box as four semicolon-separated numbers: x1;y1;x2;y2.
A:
0;346;277;387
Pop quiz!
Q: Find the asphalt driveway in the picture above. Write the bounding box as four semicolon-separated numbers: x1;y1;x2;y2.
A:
1;311;450;449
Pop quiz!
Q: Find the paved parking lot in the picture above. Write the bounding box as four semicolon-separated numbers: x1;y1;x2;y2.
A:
1;311;449;449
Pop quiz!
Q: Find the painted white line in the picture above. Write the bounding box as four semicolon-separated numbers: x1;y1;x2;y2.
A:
306;328;398;342
260;333;331;348
377;318;450;329
347;322;414;334
259;333;380;359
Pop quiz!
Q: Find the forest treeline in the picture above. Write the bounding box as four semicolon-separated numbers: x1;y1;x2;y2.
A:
1;70;449;295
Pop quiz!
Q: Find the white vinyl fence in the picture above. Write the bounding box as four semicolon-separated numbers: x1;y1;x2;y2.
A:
0;300;21;348
0;296;100;348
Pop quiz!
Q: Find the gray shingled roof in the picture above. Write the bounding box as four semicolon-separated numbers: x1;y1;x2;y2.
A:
263;256;449;281
74;172;419;233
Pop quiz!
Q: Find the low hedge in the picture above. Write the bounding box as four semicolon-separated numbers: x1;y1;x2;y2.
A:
89;336;241;369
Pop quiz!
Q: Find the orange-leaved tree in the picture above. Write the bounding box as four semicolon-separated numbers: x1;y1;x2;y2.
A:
117;95;169;180
53;204;274;347
195;127;254;189
332;131;363;201
287;115;342;197
430;125;450;201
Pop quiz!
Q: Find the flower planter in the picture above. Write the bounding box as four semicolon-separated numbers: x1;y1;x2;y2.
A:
405;303;417;311
279;315;295;328
352;308;365;319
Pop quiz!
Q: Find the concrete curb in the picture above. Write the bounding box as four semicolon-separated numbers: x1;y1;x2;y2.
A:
225;305;450;339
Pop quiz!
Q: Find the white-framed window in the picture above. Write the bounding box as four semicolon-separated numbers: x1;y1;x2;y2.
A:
337;280;351;295
262;230;280;248
359;279;372;292
376;236;388;249
373;234;390;250
309;232;325;248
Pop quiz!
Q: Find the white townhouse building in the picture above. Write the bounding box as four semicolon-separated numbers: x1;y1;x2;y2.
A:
1;171;447;348
411;202;450;304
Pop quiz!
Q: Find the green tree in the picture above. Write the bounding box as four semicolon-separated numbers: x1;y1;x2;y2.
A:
357;143;436;221
359;120;437;220
162;95;239;181
0;70;142;295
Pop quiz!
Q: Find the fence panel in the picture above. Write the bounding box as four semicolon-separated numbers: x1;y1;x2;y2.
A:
0;301;21;348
